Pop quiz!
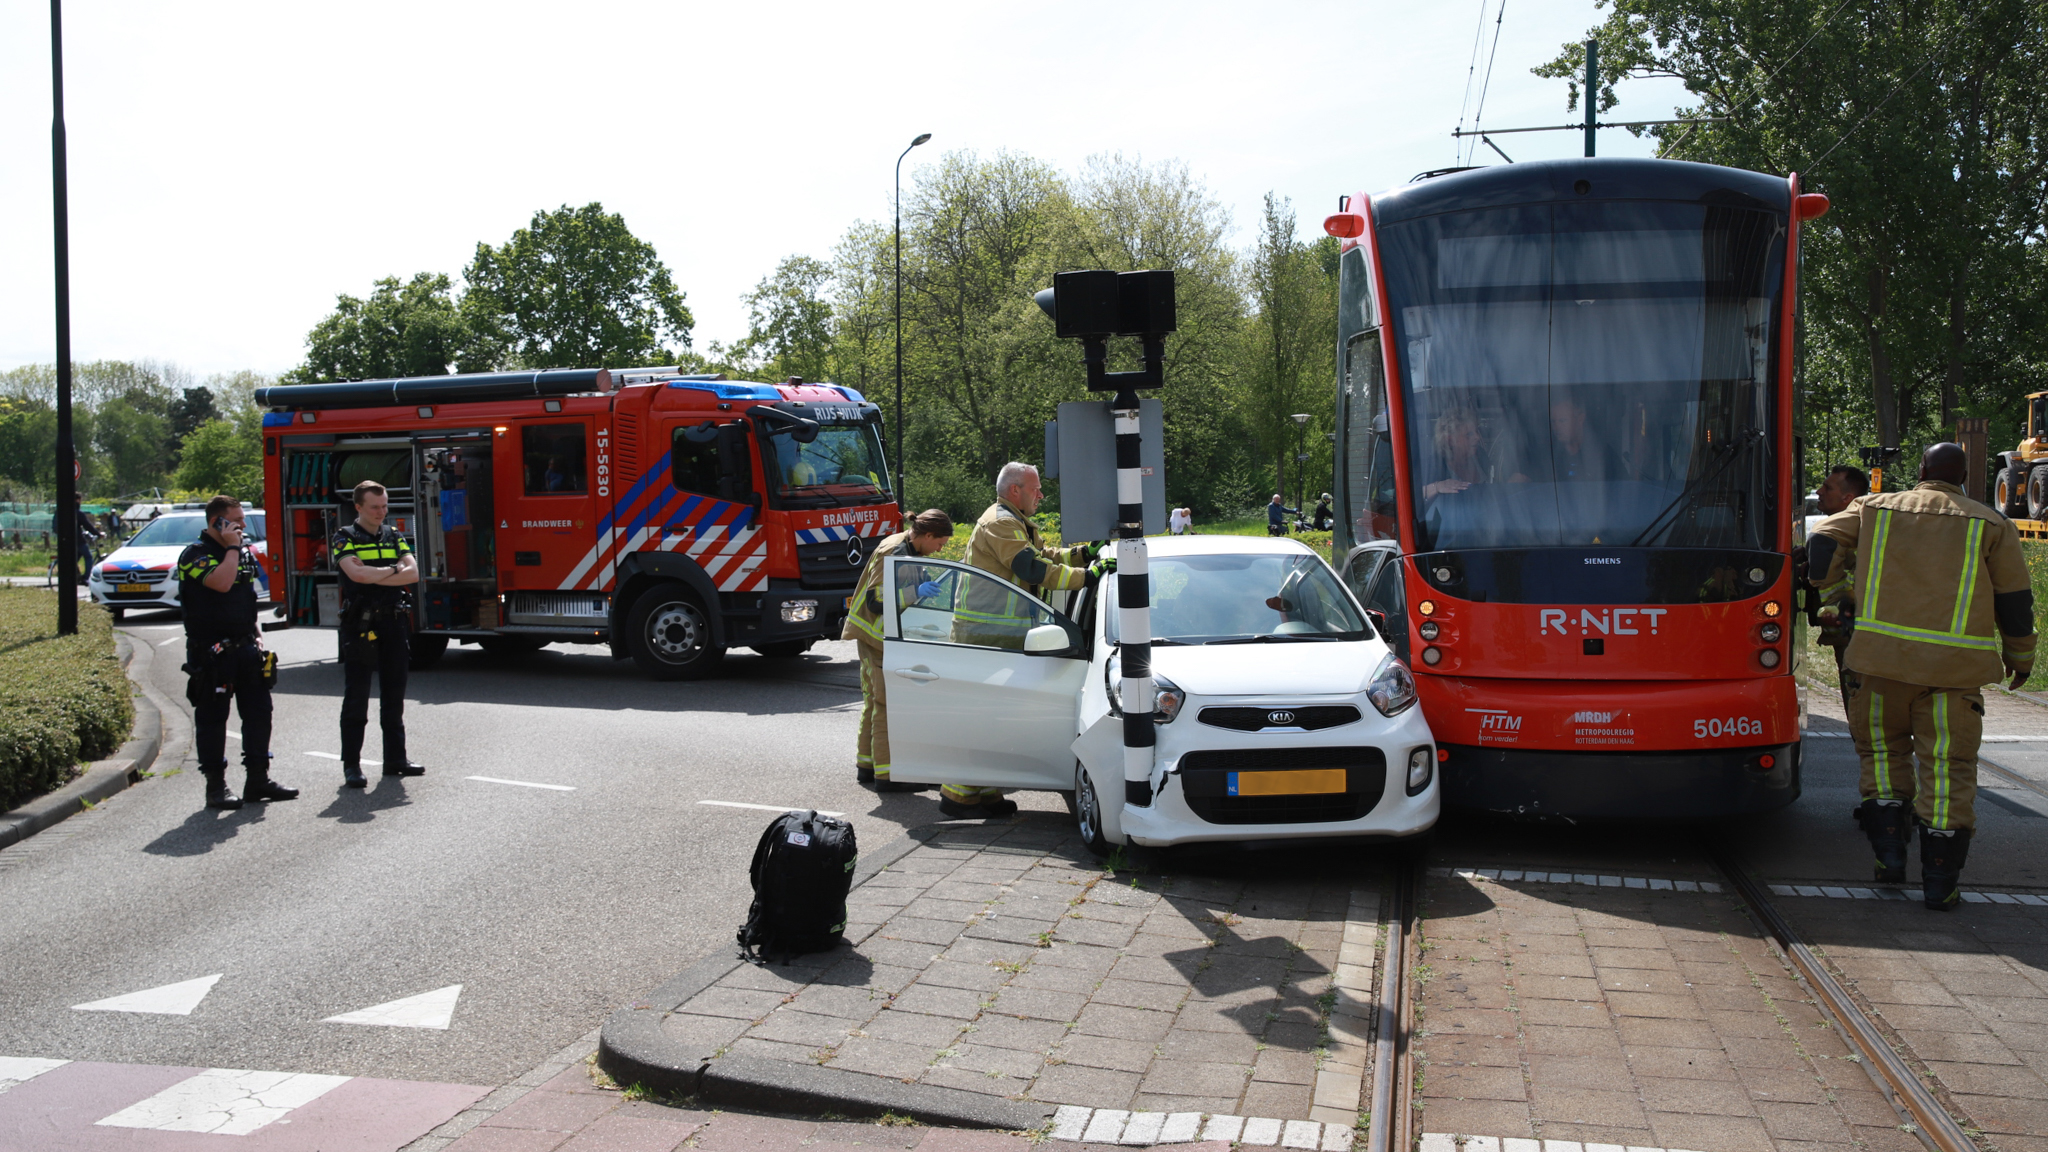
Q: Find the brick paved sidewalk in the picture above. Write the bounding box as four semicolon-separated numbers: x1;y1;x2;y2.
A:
657;816;1385;1130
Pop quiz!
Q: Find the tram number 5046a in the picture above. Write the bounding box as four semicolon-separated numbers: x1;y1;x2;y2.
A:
1694;717;1762;739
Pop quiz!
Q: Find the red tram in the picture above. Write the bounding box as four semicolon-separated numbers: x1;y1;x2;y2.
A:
1325;158;1831;817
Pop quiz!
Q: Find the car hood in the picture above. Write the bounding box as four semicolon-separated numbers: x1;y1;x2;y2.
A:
1150;640;1387;697
99;545;184;571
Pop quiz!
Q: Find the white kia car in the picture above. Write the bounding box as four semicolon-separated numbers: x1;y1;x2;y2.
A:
88;510;269;621
879;534;1439;853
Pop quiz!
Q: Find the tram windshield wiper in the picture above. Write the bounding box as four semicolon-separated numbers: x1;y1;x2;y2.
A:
1628;427;1767;548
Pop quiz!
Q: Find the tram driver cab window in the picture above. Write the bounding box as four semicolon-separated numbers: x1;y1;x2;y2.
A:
522;424;587;495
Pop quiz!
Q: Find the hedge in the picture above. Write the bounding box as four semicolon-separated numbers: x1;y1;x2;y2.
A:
0;590;134;809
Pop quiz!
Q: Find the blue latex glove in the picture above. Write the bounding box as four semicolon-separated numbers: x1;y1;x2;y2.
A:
915;580;942;599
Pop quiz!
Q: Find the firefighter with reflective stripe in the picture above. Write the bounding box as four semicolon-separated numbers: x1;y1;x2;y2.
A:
842;509;953;793
177;495;291;810
1812;443;2035;910
1798;464;1871;713
944;462;1101;819
333;480;426;787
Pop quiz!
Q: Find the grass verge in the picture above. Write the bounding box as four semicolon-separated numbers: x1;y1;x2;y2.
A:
0;589;134;810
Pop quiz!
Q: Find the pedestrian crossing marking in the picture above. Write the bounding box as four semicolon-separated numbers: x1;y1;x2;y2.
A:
96;1067;350;1135
324;984;463;1030
72;973;223;1016
0;1057;67;1093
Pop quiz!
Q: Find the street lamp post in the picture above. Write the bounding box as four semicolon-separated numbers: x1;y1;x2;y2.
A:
892;132;933;504
1290;413;1312;519
50;0;77;635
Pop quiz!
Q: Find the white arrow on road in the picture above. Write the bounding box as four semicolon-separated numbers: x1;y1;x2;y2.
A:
323;984;462;1030
72;974;223;1016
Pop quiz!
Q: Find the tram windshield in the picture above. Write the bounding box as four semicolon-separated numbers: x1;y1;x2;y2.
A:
1379;201;1785;552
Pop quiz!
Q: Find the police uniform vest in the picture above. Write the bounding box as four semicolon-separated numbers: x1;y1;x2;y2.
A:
176;533;261;646
332;523;414;618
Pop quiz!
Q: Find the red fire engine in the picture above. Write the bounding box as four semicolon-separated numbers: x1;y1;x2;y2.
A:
254;367;900;679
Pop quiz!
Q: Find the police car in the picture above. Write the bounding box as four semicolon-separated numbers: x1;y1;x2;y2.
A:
88;509;268;621
873;534;1439;853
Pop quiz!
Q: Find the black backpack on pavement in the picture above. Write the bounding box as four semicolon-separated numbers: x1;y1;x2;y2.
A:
737;810;858;960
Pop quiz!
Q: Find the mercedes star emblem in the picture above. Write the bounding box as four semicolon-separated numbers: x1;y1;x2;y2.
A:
847;539;865;567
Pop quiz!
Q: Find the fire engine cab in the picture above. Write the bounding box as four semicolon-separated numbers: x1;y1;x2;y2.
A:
254;367;900;679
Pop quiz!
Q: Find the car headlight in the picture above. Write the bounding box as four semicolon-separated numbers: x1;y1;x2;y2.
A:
1366;654;1417;717
1106;654;1185;723
89;565;103;580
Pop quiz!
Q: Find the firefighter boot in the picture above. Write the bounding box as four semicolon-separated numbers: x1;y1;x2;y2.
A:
1920;825;1973;912
201;765;243;811
938;796;1019;819
342;762;367;789
857;764;875;784
243;761;300;802
1853;799;1909;884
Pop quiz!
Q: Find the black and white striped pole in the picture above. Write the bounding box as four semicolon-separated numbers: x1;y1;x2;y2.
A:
1036;269;1175;808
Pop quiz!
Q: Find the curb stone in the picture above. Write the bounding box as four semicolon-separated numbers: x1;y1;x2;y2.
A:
599;821;1056;1129
0;632;163;852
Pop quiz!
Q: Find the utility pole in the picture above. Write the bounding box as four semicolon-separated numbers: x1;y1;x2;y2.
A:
893;133;930;510
51;0;78;635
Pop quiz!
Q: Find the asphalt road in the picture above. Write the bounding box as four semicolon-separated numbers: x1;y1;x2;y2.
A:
0;616;1066;1088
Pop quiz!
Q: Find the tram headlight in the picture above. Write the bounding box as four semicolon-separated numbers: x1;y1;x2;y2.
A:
1759;648;1782;669
1759;622;1782;643
1366;655;1418;717
1418;621;1440;641
1406;746;1434;796
1421;645;1444;666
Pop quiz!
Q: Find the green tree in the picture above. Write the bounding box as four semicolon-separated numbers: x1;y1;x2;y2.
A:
730;255;835;383
285;272;485;384
1240;194;1337;510
173;418;262;501
464;203;694;369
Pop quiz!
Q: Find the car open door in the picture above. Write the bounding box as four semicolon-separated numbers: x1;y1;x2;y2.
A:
881;557;1088;792
1339;542;1407;661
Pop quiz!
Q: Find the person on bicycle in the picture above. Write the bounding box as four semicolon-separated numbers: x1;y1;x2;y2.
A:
1266;494;1299;537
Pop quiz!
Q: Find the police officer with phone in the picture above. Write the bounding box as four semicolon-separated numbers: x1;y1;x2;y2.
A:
334;480;425;787
177;495;292;810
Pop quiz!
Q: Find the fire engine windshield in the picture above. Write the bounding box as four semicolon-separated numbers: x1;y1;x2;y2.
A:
1379;200;1785;552
765;421;893;508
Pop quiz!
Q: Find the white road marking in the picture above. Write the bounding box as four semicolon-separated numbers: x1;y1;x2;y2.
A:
323;984;462;1030
1806;731;2044;742
223;730;239;741
96;1068;350;1135
1768;882;2046;906
304;751;380;765
157;637;179;647
466;776;575;791
72;973;223;1016
0;1057;68;1093
697;800;845;818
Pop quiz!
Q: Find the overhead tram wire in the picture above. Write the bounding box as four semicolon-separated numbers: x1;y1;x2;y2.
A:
1452;0;1492;166
1466;0;1509;165
1660;0;1860;161
1807;10;1970;172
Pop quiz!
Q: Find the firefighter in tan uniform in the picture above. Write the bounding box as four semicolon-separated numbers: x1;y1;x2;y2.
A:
844;509;953;792
1811;443;2035;910
942;462;1103;819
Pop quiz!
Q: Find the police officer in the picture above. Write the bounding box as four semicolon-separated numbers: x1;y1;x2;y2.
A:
334;480;426;787
177;495;291;810
947;462;1103;819
1811;443;2035;910
844;508;953;792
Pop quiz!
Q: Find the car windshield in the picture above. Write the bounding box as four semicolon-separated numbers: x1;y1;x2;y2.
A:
765;422;892;508
124;512;264;548
1107;553;1368;644
1379;200;1785;551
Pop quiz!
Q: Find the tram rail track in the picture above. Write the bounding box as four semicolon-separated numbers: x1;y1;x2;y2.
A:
1370;843;1985;1152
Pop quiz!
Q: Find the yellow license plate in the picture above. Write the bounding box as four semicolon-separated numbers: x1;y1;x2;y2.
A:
1228;769;1347;797
118;583;150;593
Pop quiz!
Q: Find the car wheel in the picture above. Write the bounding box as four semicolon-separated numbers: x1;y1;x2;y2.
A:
408;634;450;669
751;640;814;658
107;607;124;621
1073;761;1112;859
626;583;726;681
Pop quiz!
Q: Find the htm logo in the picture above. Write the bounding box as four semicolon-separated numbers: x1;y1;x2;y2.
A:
1467;708;1522;731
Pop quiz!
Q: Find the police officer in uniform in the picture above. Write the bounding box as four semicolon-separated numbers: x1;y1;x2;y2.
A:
334;480;426;787
947;462;1104;819
177;495;292;809
844;508;953;792
1811;443;2035;910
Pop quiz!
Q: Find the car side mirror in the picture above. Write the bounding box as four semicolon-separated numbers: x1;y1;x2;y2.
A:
1024;624;1071;654
1366;609;1392;643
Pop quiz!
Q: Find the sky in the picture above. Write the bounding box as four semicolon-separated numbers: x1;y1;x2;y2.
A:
0;0;1696;380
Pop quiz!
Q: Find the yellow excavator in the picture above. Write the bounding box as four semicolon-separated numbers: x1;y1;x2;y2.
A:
1994;392;2048;528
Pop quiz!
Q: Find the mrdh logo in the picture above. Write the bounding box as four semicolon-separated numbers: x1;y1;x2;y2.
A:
1539;607;1668;636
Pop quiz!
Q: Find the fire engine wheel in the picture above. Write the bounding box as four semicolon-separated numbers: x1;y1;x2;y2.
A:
408;634;449;670
627;584;725;680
